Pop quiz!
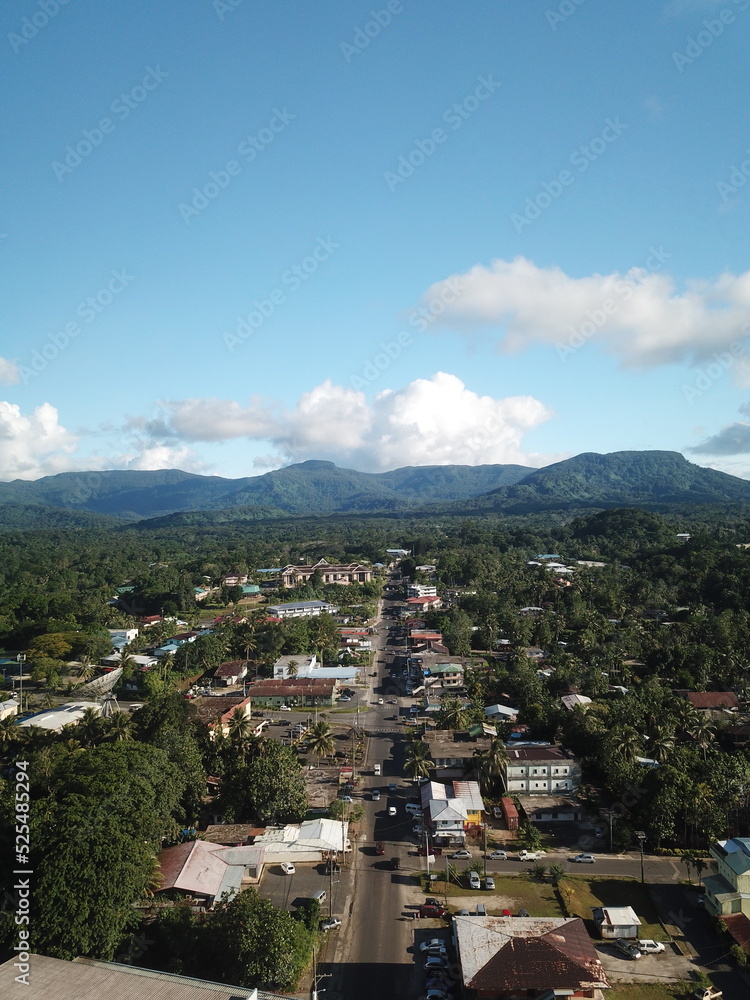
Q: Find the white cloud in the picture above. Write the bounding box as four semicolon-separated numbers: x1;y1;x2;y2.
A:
416;256;750;375
0;402;79;480
140;373;554;472
0;358;20;385
120;443;208;472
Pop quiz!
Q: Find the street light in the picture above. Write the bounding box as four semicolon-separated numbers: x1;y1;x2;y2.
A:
16;654;26;713
635;830;646;884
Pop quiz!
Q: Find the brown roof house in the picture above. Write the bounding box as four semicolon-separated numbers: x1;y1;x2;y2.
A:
677;690;740;713
453;914;609;1000
156;839;265;906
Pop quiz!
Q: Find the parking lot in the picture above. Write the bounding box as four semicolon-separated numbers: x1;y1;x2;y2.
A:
259;859;353;922
594;940;694;983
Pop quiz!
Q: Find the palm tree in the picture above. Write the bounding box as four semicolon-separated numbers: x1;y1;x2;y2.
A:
307;721;335;764
76;654;96;683
227;707;254;742
689;716;717;761
106;712;134;742
473;738;508;792
286;659;299;678
648;726;675;764
612;725;642;764
76;706;103;746
437;696;468;731
404;738;431;780
0;717;20;746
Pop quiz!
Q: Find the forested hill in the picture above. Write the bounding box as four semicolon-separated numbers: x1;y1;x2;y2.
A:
1;452;749;529
456;450;750;513
0;460;531;523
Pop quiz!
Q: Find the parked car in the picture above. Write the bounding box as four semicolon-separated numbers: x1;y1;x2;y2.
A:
279;704;291;711
487;850;507;860
375;842;385;855
483;876;495;890
388;806;397;816
413;824;425;836
279;862;295;875
339;795;353;803
390;856;400;870
406;803;423;816
419;937;447;953
448;850;472;859
517;850;545;861
418;845;442;856
492;806;503;818
615;939;642;959
320;916;342;931
371;789;381;801
637;939;666;953
468;871;481;889
572;853;596;864
419;903;446;918
424;956;449;972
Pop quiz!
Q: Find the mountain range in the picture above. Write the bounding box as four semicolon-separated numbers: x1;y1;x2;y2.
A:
0;452;748;530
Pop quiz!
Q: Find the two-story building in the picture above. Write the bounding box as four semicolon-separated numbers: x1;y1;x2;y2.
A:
420;779;485;847
424;731;494;779
279;558;372;588
503;745;581;796
406;583;438;598
703;838;750;955
265;600;338;619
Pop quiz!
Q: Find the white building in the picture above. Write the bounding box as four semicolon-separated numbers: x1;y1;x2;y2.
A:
16;702;102;732
266;600;338;619
503;746;581;796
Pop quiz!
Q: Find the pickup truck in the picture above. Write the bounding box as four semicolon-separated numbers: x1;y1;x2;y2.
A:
518;850;546;861
693;988;723;1000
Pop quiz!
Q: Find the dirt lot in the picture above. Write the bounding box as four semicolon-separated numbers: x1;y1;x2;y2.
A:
595;940;694;985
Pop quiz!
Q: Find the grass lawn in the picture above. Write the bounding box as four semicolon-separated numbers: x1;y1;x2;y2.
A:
435;873;564;917
560;876;668;941
604;985;689;1000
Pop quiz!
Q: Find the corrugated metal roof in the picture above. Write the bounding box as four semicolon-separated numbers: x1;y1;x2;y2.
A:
0;954;293;1000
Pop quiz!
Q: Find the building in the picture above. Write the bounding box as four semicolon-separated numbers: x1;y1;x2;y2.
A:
0;954;290;1000
424;662;465;689
561;693;593;711
424;731;494;778
265;599;338;619
702;837;750;920
245;677;337;707
253;818;350;861
213;660;249;686
156;839;264;905
453;914;609;999
502;745;581;796
279;558;372;588
677;690;740;713
406;583;438;597
107;627;138;649
593;906;642;940
406;595;442;610
419;779;485;847
0;696;20;722
15;702;102;733
484;704;519;722
521;796;585;824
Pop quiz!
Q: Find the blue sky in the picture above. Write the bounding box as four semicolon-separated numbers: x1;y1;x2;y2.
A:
3;0;750;481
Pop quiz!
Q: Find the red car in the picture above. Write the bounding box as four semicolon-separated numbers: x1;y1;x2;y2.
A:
375;842;385;855
417;846;442;856
419;903;446;918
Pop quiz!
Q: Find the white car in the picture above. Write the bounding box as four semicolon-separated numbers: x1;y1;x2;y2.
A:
279;704;291;711
448;849;472;859
377;697;384;705
518;850;545;861
572;853;596;863
637;939;666;954
419;937;447;953
280;862;295;875
388;806;397;816
371;789;381;801
468;871;481;889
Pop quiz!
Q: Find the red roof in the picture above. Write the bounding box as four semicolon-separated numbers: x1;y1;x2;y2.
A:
686;691;739;710
721;913;750;954
247;678;335;697
214;660;248;678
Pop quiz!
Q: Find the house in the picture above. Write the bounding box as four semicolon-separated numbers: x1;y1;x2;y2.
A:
678;691;740;713
139;614;162;627
561;693;592;711
222;572;248;586
593;906;641;940
253;818;350;862
0;954;294;1000
503;745;581;797
100;651;158;669
280;558;372;588
156;839;264;906
521;796;585;824
406;595;442;610
265;599;338;619
107;627;138;649
245;677;337;707
0;697;20;722
702;837;750;922
272;653;317;679
484;704;519;721
213;660;249;687
406;583;438;597
453;914;609;999
424;731;494;777
424;662;465;689
419;779;485;846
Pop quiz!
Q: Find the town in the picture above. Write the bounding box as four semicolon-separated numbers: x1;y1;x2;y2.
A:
2;509;750;1000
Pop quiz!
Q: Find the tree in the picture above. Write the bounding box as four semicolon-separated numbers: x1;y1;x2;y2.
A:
403;737;431;780
306;720;335;764
473;738;508;792
435;696;469;732
105;712;134;742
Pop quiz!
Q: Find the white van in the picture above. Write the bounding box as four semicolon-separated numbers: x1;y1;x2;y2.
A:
406;803;422;817
373;763;381;775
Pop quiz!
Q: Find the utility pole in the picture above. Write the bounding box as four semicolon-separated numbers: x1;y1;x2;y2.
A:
483;823;487;878
635;830;646;884
16;654;25;713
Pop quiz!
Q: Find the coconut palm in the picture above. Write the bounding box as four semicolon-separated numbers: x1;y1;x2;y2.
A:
75;706;103;746
286;659;299;678
688;716;717;761
307;721;335;764
227;707;254;742
106;712;134;742
473;738;508;792
648;725;676;764
612;725;642;764
436;696;468;732
76;655;96;683
404;738;431;780
0;717;20;746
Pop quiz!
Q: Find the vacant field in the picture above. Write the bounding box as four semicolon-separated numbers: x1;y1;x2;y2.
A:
438;873;563;916
561;876;668;941
604;984;689;1000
